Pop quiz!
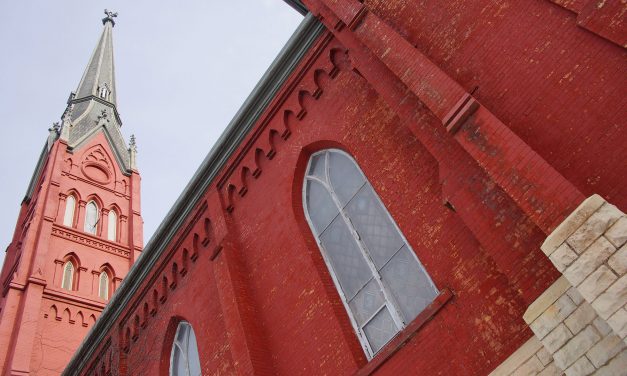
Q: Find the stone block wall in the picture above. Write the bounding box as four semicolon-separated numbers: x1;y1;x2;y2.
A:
523;277;626;375
489;195;627;375
542;195;627;344
488;336;561;376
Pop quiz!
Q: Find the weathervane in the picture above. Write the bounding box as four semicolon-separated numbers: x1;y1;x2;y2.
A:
102;9;118;26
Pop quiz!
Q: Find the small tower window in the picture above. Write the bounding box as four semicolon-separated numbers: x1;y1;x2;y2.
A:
63;195;76;227
98;84;110;100
107;210;117;241
170;321;201;376
84;201;99;235
99;271;109;300
61;261;75;290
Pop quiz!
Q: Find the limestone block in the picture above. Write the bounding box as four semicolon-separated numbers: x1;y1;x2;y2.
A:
608;244;627;276
543;323;574;353
586;333;625;368
550;243;579;272
537;363;562;376
605;216;627;248
564;356;595;376
542;194;606;256
512;355;544;376
553;325;601;370
525;277;573;325
594;348;627;376
565;303;597;335
567;203;622;254
593;317;613;337
536;346;554;367
530;294;578;339
592;274;627;319
607;308;627;339
563;237;614;286
567;287;585;306
578;265;618;302
488;337;543;376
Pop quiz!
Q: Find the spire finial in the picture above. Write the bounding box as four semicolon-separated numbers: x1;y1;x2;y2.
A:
129;134;137;152
103;9;118;26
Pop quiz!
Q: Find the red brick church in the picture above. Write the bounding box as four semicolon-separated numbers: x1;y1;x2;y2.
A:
1;1;626;375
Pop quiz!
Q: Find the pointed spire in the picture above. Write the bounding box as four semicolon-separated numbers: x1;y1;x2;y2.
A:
74;10;117;105
56;10;134;173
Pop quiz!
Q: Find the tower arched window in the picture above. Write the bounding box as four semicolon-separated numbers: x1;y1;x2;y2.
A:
61;261;75;290
98;271;109;300
84;201;99;235
170;321;201;376
63;195;76;227
107;210;117;241
303;149;438;358
99;84;110;100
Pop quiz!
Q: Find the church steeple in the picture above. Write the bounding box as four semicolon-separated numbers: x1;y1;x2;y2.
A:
0;10;143;375
60;9;132;172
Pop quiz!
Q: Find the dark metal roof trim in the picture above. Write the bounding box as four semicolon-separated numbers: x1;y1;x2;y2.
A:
283;0;308;15
23;144;50;203
63;13;324;375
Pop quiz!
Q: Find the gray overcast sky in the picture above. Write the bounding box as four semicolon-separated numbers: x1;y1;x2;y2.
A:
0;1;303;266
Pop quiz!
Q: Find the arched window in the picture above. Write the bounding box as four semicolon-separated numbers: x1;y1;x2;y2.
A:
303;149;438;358
84;201;99;235
107;210;117;241
99;271;109;300
170;321;201;376
63;195;76;227
61;261;75;290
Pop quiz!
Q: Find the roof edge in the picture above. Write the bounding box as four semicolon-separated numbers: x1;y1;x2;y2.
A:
283;0;308;15
63;13;324;375
23;143;50;203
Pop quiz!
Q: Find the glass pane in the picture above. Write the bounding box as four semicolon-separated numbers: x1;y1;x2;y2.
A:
363;307;398;354
307;153;326;182
171;346;186;376
64;196;75;226
346;184;404;269
328;151;365;206
348;278;385;326
85;202;98;234
381;246;437;322
99;273;109;299
62;263;73;290
320;215;372;299
108;212;117;241
305;180;339;235
187;327;202;376
176;323;189;345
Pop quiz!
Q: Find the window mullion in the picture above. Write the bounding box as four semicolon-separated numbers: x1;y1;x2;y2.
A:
331;194;405;330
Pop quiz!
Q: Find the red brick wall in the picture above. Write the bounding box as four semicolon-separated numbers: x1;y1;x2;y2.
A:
365;0;627;208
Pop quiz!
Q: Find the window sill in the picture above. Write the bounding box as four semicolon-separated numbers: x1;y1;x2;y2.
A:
355;288;454;376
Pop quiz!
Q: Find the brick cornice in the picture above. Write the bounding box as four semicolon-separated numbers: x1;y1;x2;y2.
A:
51;224;130;258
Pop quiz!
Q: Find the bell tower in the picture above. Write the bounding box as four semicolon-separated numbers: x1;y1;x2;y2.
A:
0;10;143;375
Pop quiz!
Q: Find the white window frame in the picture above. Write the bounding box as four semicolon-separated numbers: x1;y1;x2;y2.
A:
98;271;109;300
84;201;99;235
170;321;201;376
302;149;437;359
61;261;74;290
63;195;76;227
107;210;117;241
